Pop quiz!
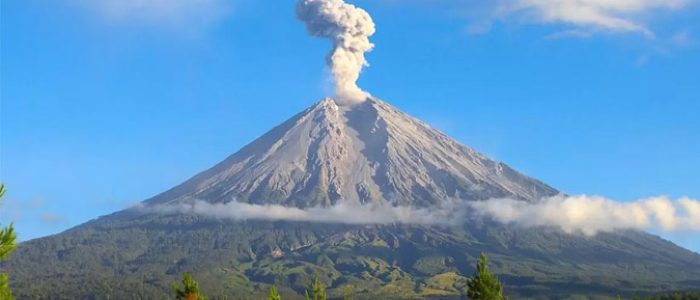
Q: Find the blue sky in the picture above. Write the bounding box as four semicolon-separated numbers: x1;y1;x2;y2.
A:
1;0;699;252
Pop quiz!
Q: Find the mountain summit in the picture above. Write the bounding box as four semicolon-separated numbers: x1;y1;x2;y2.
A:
7;98;700;299
147;98;557;209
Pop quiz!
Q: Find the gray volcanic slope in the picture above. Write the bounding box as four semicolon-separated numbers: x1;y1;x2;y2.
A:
147;98;557;208
7;98;700;300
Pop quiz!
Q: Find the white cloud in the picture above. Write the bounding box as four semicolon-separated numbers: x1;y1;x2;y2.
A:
142;200;461;225
72;0;232;29
469;195;700;235
142;195;700;236
473;0;696;37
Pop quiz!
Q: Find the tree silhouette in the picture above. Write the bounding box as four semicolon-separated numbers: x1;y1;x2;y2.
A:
466;253;505;300
305;275;327;300
172;272;208;300
0;184;17;300
268;285;281;300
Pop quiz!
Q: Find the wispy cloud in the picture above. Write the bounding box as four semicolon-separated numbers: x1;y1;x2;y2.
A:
464;0;696;38
0;198;44;222
71;0;233;30
669;30;698;47
634;29;698;66
39;213;66;225
142;195;700;236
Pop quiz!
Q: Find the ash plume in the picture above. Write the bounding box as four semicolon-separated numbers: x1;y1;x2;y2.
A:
297;0;376;105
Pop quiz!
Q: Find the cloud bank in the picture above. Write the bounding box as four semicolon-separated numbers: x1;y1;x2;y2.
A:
469;195;700;235
143;195;700;236
144;200;459;225
297;0;376;105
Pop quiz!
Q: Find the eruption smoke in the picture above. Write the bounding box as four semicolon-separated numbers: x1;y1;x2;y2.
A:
297;0;376;105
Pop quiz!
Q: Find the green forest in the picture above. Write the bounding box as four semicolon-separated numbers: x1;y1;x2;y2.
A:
171;253;507;300
170;253;700;300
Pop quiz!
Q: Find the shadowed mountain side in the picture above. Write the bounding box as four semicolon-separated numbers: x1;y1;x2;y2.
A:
7;213;700;299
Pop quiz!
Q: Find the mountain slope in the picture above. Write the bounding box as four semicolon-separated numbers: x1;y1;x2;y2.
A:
8;215;700;299
6;98;700;299
146;98;557;209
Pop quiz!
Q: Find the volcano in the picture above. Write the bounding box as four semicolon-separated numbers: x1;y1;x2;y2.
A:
147;98;556;209
7;98;700;299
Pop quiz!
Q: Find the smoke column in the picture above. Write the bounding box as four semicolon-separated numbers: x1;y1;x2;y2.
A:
297;0;376;105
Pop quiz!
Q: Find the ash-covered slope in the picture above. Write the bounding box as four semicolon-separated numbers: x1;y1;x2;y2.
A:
147;98;557;208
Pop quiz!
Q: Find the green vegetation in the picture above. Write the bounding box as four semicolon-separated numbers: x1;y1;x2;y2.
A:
182;273;332;300
174;264;700;300
5;212;700;299
342;285;353;300
305;275;327;300
466;253;505;300
172;272;208;300
0;184;17;300
267;286;281;300
630;291;700;300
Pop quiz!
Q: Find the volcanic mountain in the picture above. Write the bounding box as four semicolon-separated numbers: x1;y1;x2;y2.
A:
148;98;556;209
7;98;700;299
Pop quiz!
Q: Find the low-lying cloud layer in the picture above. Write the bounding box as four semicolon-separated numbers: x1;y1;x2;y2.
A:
144;200;459;225
469;195;700;235
143;195;700;236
